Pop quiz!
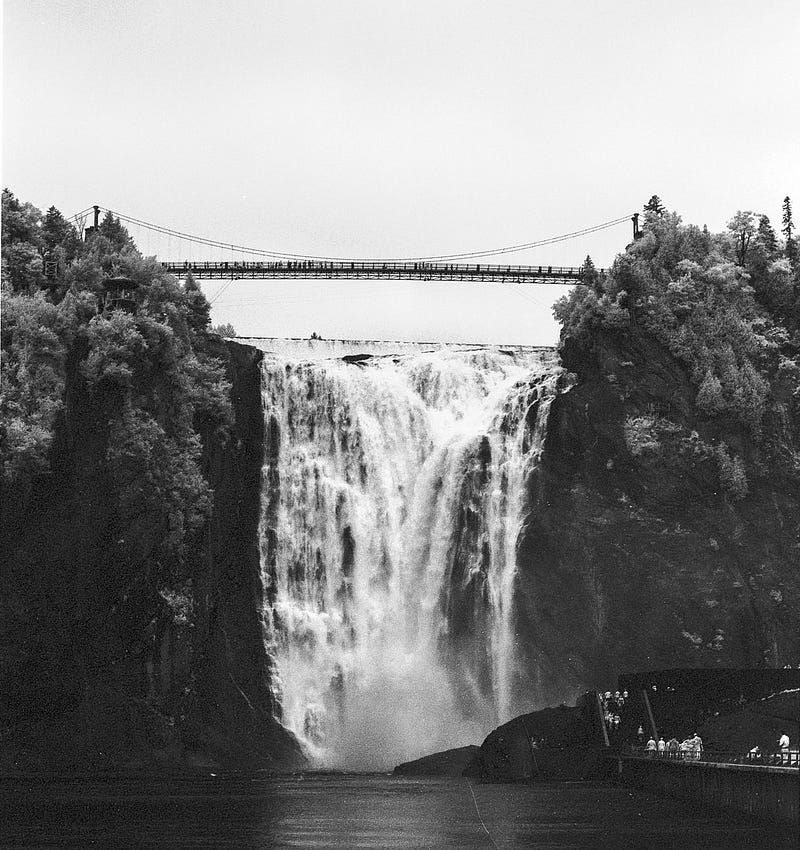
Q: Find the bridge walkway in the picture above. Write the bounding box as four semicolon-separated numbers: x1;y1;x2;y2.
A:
162;260;593;284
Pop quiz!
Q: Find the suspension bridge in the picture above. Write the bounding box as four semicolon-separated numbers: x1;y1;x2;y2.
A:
70;205;639;285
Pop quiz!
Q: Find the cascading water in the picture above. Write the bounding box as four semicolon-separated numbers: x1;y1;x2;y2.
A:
254;342;560;769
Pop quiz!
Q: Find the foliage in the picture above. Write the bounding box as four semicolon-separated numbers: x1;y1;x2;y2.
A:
727;211;757;266
696;371;725;415
106;405;211;558
98;211;134;252
715;443;748;500
2;188;44;248
2;242;47;292
782;196;794;241
644;195;665;217
211;322;237;338
0;291;76;481
1;189;234;573
555;197;800;433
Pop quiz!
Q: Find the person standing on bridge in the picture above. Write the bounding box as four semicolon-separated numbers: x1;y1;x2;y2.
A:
778;732;790;764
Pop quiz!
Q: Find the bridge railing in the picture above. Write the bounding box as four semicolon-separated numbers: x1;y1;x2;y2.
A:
160;260;598;279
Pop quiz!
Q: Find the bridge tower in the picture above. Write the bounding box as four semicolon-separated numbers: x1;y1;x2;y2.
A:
84;205;101;241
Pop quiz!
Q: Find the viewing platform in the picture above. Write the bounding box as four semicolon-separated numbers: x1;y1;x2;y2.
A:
614;751;798;825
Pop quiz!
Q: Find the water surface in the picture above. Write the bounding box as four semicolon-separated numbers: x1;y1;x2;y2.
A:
2;774;794;849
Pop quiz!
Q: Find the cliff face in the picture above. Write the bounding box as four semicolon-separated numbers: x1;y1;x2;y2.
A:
514;329;800;707
0;340;304;772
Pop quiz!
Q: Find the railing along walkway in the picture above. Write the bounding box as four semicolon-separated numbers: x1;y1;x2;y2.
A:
625;748;800;769
161;260;594;284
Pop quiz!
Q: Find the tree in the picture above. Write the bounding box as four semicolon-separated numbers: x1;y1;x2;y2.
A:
1;243;46;292
555;205;778;432
782;196;794;241
727;211;757;266
747;215;780;288
756;215;777;254
644;195;665;216
98;211;133;252
43;206;81;259
783;196;798;266
581;254;600;291
1;189;234;573
697;370;725;415
182;271;211;334
2;189;43;249
211;322;236;338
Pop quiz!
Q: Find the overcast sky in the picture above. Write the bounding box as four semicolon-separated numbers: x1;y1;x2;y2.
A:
4;0;798;344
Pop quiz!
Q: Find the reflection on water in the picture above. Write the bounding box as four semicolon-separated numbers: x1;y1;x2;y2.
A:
1;774;794;849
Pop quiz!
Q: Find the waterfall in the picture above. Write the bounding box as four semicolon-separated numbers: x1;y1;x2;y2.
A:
256;343;560;769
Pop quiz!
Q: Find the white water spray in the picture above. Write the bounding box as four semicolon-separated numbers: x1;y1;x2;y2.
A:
254;342;559;769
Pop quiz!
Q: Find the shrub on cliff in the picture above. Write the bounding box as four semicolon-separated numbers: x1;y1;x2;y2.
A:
714;443;749;500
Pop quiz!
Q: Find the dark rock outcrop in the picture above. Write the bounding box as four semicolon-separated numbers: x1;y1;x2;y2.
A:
393;745;480;776
0;340;304;773
513;329;800;709
464;696;606;782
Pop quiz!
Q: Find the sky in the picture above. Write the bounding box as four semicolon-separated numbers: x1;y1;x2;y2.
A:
3;0;799;344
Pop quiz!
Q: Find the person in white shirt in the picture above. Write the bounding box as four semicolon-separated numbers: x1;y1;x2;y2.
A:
778;733;790;764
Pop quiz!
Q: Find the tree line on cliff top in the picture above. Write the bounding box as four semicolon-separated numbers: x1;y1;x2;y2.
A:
556;195;800;437
1;189;233;583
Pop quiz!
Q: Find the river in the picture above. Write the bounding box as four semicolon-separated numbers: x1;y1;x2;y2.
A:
2;774;794;848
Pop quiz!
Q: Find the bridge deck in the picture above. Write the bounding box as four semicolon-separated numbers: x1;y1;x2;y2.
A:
161;260;592;284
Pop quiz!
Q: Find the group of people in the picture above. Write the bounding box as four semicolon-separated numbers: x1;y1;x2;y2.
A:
748;733;796;766
600;690;629;734
600;687;796;768
642;731;703;760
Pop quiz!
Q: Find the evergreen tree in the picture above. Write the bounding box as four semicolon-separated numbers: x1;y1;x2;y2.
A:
782;196;797;266
782;196;794;241
42;206;71;250
756;215;777;253
182;271;211;334
642;195;666;235
98;211;133;252
41;206;82;264
581;254;600;291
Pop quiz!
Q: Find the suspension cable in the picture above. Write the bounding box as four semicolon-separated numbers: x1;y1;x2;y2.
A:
94;205;632;263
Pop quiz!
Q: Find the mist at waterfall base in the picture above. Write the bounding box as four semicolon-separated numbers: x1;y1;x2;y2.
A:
253;341;559;770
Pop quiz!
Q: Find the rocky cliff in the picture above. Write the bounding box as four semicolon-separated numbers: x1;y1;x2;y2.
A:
513;328;800;708
4;326;799;772
0;340;304;773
